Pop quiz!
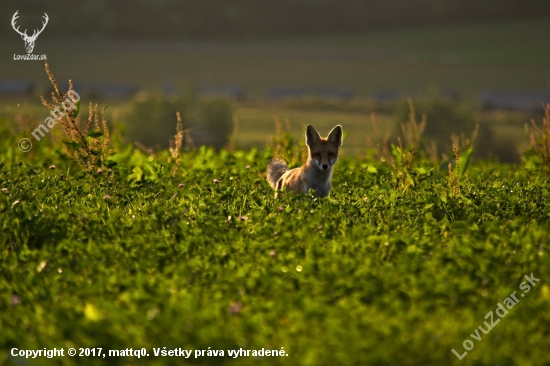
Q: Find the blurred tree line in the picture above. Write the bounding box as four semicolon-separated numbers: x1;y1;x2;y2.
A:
2;0;550;39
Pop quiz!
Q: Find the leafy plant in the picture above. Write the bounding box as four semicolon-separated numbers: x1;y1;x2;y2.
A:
40;61;112;172
526;103;550;175
390;99;426;189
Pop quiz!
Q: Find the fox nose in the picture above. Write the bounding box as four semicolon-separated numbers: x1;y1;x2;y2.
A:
322;164;328;170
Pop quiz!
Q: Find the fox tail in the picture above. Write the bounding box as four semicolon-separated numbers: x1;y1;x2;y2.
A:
266;158;288;189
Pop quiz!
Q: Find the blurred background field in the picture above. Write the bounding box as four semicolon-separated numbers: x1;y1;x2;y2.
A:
1;2;550;162
2;16;550;93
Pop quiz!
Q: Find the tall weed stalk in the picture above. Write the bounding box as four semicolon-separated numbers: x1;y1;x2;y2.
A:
40;61;111;172
527;104;550;175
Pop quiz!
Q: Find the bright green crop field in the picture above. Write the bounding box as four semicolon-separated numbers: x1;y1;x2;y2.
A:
1;106;550;366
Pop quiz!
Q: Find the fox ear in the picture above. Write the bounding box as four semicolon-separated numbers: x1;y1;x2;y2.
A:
305;125;321;147
327;125;343;147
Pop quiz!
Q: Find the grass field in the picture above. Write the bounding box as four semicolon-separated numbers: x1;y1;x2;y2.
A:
1;105;550;364
3;15;550;366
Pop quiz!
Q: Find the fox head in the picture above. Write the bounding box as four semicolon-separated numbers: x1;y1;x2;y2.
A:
305;125;343;171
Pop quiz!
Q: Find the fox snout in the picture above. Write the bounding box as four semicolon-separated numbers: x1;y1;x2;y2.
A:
318;158;333;171
311;152;335;170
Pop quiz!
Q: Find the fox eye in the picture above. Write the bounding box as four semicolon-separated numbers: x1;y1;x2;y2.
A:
328;153;335;159
313;152;321;159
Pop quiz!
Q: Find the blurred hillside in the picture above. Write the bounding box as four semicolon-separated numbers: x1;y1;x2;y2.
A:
1;0;550;40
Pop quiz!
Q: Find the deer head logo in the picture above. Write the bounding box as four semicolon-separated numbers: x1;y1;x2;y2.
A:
12;11;49;54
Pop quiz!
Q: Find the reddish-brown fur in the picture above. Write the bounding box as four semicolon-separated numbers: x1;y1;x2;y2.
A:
266;125;342;197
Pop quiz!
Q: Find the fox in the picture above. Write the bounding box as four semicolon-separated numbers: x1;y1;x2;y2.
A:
266;124;343;198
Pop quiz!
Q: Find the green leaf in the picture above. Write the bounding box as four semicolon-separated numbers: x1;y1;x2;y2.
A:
69;99;80;118
456;147;474;176
63;140;80;148
87;130;103;138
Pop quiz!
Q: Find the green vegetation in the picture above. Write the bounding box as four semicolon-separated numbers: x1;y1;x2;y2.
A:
2;92;550;365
